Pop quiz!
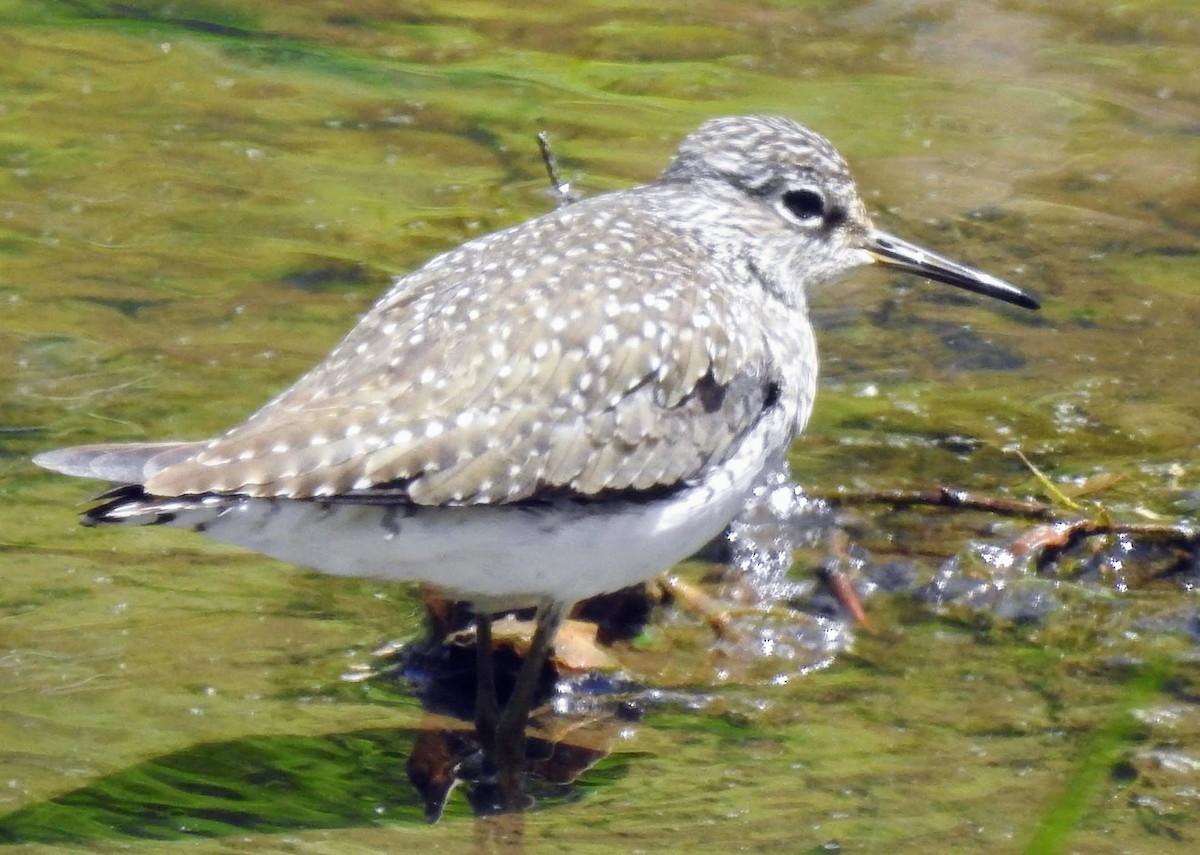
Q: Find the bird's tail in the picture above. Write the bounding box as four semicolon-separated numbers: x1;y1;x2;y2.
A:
33;440;206;485
80;483;232;527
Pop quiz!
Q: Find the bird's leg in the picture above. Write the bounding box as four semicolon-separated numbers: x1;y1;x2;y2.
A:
474;609;501;754
490;599;567;810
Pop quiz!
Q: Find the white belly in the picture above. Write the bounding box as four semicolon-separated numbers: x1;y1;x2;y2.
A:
168;411;788;607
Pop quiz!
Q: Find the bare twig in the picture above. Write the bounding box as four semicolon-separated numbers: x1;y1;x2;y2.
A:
818;487;1054;519
536;131;580;208
817;530;873;629
1011;519;1199;559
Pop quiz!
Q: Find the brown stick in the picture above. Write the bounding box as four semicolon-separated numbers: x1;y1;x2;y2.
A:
817;486;1054;519
1011;519;1199;558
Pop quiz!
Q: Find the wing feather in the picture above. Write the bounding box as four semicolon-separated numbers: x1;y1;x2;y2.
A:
143;189;781;505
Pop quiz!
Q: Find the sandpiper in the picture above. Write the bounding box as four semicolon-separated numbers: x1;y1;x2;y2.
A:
34;115;1039;803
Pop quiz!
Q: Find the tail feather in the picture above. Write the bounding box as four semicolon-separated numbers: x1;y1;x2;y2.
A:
82;484;233;526
33;441;207;485
34;440;238;528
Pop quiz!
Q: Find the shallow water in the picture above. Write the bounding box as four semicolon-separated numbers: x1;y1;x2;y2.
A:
1;1;1198;852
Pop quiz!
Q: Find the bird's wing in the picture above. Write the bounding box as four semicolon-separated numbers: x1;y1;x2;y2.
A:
145;195;779;505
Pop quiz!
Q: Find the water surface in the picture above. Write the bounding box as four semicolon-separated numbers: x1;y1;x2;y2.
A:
1;1;1198;852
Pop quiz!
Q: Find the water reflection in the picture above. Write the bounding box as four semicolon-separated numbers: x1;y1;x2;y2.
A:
405;708;624;821
388;592;644;821
0;727;429;842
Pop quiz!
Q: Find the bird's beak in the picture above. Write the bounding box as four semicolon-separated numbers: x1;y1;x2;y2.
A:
867;230;1040;310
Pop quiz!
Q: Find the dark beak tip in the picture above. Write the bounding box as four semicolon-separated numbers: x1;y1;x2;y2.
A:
868;231;1041;312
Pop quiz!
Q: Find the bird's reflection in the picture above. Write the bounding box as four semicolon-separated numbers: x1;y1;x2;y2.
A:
406;706;629;821
382;588;649;821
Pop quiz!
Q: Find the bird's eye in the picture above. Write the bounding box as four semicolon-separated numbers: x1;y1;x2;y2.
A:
780;188;826;222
